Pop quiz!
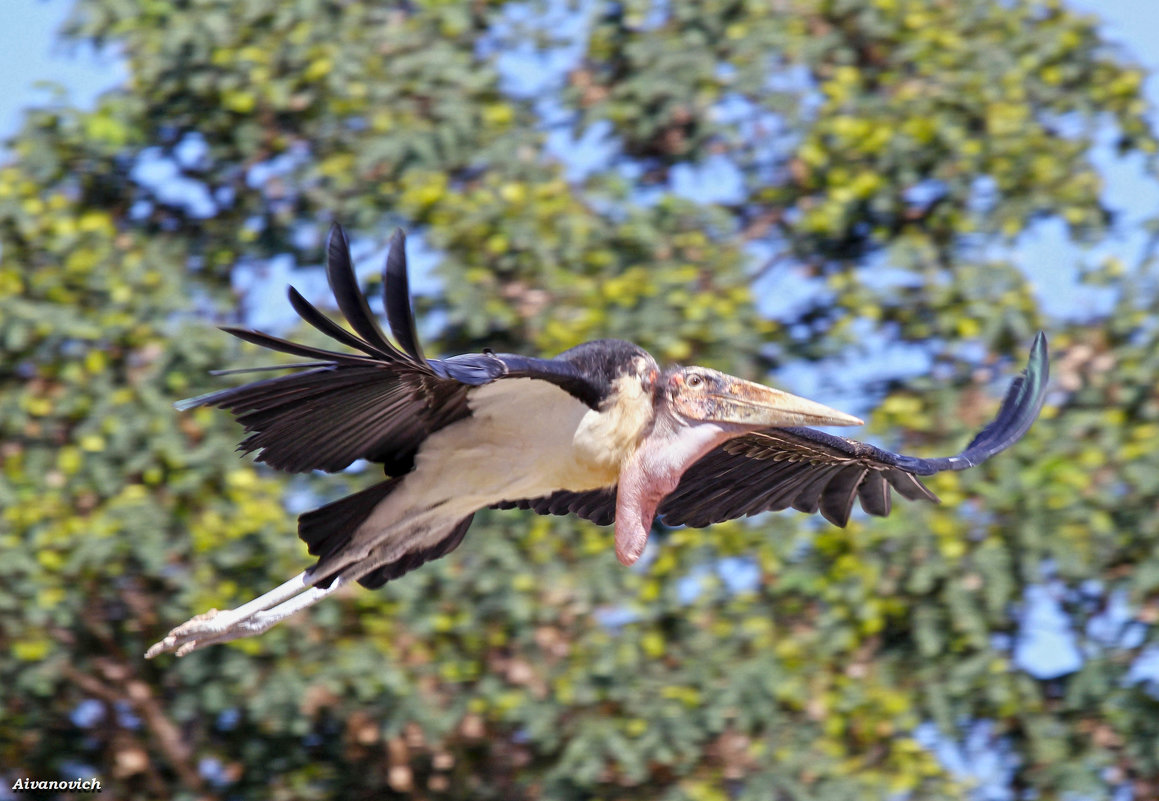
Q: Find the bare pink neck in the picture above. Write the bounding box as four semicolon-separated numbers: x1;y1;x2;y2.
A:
613;422;730;565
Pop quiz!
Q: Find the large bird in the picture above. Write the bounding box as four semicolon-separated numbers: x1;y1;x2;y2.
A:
146;225;1048;658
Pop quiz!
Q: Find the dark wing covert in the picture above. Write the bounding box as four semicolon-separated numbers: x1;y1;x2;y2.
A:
493;487;619;526
659;332;1049;527
177;223;606;475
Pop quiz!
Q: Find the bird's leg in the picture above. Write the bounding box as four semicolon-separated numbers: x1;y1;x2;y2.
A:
145;544;404;658
147;574;353;657
145;570;319;658
146;516;448;658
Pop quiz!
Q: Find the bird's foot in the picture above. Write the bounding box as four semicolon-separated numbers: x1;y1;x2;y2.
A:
145;571;342;659
147;601;315;658
146;606;287;658
145;608;238;658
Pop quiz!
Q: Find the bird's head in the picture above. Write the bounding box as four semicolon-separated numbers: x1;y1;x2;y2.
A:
663;366;863;431
611;366;864;567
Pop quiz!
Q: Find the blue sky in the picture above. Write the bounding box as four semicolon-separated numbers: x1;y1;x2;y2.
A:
0;2;126;139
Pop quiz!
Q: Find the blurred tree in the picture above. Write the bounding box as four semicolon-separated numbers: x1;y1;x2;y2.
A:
1;0;1157;799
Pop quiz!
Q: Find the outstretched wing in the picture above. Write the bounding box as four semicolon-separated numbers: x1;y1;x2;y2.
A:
659;332;1049;527
502;333;1048;530
179;224;607;475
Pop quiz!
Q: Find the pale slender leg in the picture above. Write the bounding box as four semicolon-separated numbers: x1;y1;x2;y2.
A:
145;544;401;658
145;570;314;658
154;575;351;656
146;510;460;658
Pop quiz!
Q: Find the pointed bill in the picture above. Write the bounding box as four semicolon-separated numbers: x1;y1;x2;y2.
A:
672;371;863;428
708;375;863;427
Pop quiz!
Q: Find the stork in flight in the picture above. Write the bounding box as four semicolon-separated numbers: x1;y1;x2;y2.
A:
146;225;1048;658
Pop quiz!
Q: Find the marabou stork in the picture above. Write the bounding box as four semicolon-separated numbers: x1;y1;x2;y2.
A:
146;224;1048;658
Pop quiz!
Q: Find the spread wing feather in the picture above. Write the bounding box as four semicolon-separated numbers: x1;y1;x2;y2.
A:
383;228;426;363
178;223;607;476
493;487;618;527
506;333;1047;531
660;333;1048;528
287;285;392;360
324;224;396;355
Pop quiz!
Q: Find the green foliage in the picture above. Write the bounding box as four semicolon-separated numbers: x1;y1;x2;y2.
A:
1;0;1157;798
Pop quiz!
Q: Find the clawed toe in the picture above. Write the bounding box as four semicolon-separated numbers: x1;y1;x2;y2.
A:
145;609;226;659
145;571;341;659
146;631;187;659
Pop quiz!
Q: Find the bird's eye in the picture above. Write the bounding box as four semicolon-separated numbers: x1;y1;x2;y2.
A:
686;373;704;388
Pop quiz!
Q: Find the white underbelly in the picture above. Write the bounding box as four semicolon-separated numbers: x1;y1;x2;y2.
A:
356;377;645;545
413;378;622;506
341;375;656;570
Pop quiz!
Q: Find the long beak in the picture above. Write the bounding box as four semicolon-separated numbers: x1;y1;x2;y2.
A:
704;375;863;428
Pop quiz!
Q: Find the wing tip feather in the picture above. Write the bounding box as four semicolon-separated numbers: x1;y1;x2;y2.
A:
383;226;425;363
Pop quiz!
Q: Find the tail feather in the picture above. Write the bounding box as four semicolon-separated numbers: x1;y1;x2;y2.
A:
301;482;475;591
356;514;474;589
300;479;403;570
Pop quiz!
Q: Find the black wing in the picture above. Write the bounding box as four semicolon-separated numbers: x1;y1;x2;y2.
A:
502;333;1048;530
493;487;619;526
659;332;1049;527
179;223;609;475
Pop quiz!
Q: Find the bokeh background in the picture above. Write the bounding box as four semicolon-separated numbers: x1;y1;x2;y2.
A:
2;1;1159;799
